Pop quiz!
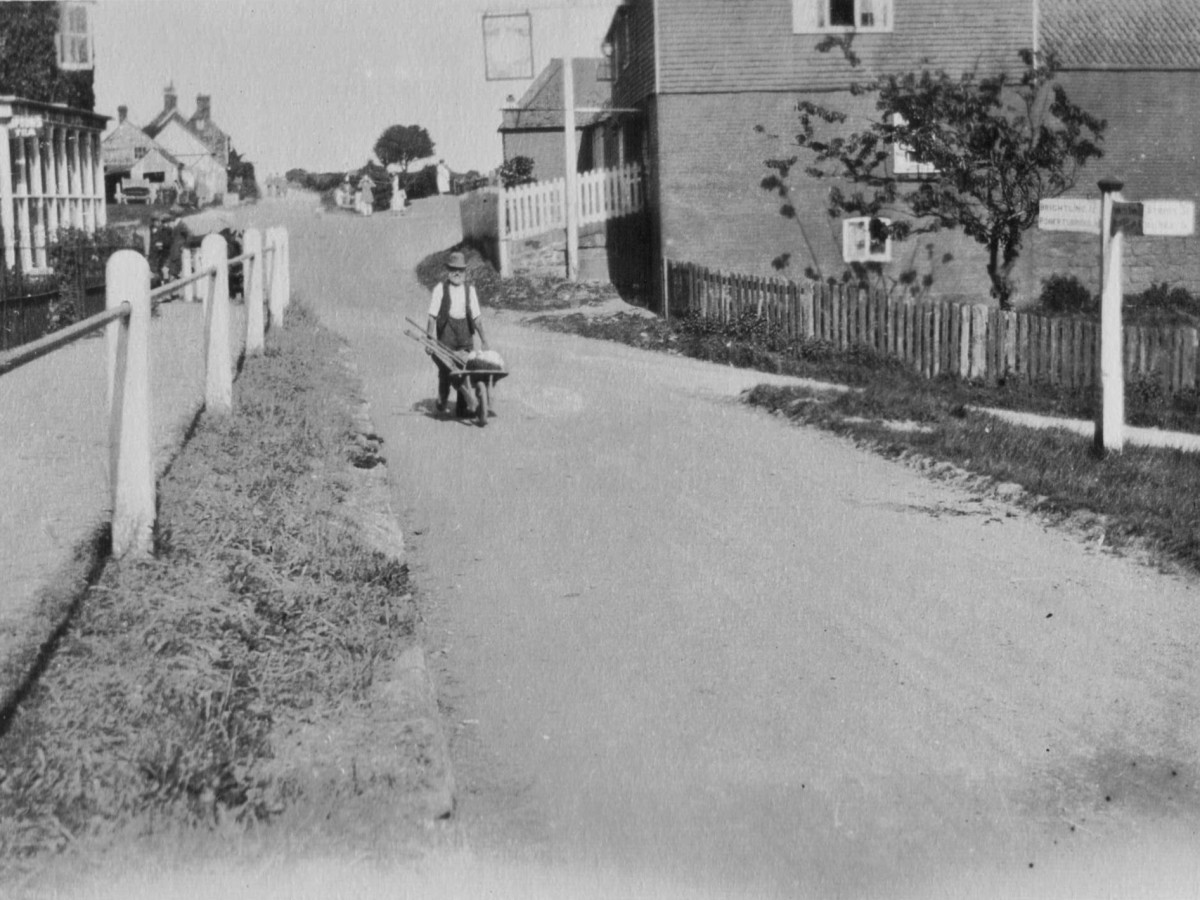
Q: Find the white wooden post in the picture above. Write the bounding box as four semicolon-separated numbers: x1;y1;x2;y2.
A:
105;250;154;558
562;54;579;282
1097;178;1125;453
181;247;195;302
243;227;264;355
266;227;285;328
202;232;232;414
281;227;291;310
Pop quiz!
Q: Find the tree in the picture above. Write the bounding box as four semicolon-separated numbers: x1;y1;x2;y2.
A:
227;146;259;200
373;124;435;173
761;49;1106;308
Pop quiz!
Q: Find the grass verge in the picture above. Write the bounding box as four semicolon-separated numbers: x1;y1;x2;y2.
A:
0;302;419;883
430;244;1200;578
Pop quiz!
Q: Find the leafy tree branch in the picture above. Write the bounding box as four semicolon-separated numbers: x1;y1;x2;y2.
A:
763;49;1106;308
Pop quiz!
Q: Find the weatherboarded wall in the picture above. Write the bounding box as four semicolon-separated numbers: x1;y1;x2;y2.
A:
1028;70;1200;297
651;90;1033;304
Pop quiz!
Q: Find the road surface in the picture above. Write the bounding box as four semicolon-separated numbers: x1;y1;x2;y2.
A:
231;193;1200;900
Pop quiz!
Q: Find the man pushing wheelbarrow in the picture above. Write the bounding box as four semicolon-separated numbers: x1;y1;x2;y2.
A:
413;251;507;425
426;251;488;416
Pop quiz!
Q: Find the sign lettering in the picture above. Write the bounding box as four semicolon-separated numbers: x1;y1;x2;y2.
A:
1037;198;1100;234
1142;200;1195;237
10;114;44;138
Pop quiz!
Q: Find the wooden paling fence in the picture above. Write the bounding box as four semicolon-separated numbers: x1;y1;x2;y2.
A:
666;261;1200;394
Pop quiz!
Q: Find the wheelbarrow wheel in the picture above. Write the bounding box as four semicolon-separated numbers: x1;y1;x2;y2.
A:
475;379;488;426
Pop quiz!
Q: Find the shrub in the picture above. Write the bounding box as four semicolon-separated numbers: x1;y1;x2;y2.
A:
1037;274;1096;316
1125;282;1200;326
499;156;536;189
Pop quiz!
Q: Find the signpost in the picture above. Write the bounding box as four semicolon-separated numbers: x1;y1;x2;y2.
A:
1039;185;1196;452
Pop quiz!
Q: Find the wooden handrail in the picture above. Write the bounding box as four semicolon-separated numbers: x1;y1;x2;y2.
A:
150;265;218;302
0;301;129;375
0;227;291;563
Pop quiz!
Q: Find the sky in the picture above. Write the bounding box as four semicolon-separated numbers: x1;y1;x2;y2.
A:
91;0;620;179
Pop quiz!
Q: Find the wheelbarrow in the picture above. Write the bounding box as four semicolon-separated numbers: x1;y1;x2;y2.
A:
404;317;508;426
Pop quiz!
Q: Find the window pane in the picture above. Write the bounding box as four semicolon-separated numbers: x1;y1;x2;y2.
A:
859;0;876;27
829;0;855;27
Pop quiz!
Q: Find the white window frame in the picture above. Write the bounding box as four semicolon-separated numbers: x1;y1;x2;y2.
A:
793;0;893;34
891;113;937;178
56;2;95;72
842;217;893;263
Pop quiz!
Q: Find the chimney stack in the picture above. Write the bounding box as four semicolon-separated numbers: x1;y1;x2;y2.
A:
164;83;176;111
117;105;127;123
195;94;211;120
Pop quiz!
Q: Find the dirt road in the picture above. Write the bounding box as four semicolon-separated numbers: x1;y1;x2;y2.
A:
237;195;1200;899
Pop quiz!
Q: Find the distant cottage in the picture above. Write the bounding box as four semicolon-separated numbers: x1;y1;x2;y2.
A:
499;57;614;179
104;83;230;206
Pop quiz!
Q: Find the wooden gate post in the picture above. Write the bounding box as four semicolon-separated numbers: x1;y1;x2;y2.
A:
243;227;264;355
105;250;154;558
280;227;291;311
266;227;284;328
181;247;195;303
202;232;232;415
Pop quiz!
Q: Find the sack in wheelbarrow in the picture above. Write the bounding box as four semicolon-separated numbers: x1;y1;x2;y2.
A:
465;349;505;372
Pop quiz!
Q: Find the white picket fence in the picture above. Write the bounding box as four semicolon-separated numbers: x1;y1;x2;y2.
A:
0;226;291;558
503;162;644;241
460;163;645;277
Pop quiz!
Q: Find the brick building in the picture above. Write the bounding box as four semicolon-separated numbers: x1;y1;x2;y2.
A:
605;0;1200;308
500;58;613;179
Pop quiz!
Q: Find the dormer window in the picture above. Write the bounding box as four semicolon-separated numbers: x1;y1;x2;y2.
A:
793;0;893;33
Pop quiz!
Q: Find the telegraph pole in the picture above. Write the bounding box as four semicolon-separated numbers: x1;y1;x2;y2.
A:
562;51;579;281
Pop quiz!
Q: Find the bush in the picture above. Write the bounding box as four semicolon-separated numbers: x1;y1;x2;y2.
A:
402;165;439;200
1125;282;1200;325
1037;274;1096;316
499;156;536;189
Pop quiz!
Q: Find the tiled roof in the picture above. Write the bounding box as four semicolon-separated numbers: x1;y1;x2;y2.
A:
500;58;612;131
1042;0;1200;69
144;108;192;140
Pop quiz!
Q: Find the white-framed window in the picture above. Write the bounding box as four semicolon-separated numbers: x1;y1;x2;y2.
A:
891;113;937;177
57;2;95;71
793;0;893;33
842;216;892;262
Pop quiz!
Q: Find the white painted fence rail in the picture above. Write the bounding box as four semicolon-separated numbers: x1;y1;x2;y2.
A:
461;164;645;277
0;225;291;559
503;163;644;241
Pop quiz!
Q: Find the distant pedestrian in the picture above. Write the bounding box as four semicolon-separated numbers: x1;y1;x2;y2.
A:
358;174;374;215
426;250;489;416
436;159;450;195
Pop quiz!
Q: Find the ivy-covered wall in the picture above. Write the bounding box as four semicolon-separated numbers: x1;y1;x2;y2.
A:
0;2;94;111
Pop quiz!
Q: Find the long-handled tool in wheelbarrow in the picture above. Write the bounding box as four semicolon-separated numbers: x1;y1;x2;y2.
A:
404;317;508;426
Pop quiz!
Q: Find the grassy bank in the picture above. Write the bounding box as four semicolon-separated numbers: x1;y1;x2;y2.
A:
431;244;1200;578
0;303;419;883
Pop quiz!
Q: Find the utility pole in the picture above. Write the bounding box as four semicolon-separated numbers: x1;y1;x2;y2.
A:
562;52;579;281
